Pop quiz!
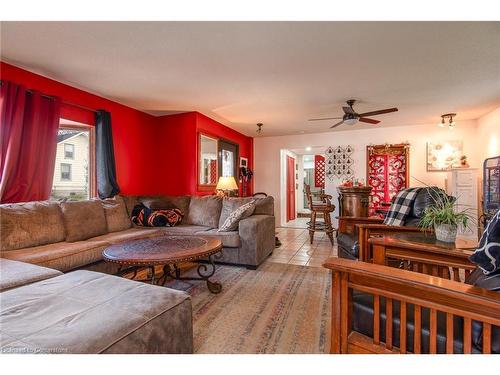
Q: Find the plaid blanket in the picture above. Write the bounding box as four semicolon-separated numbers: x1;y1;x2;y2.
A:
383;187;422;226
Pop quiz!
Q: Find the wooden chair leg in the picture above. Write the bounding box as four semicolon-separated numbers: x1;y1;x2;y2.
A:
324;211;334;245
309;211;317;244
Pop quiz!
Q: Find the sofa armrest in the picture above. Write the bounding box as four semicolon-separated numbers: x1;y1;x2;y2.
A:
238;215;275;267
323;257;500;354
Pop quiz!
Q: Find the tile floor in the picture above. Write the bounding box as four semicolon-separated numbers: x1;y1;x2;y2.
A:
266;227;337;267
280;217;310;228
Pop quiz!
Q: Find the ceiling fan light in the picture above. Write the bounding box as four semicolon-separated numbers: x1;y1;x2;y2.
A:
344;118;358;126
439;118;445;127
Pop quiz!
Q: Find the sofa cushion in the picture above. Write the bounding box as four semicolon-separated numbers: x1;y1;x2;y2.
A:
0;270;193;354
60;200;108;242
196;229;241;248
219;201;256;232
218;197;253;228
139;195;191;215
91;227;164;244
0;259;62;292
0;201;65;251
185;196;222;228
121;195;140;217
101;195;131;232
1;239;110;272
160;224;211;236
253;196;274;216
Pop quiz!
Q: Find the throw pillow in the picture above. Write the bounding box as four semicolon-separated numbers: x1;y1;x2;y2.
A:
218;201;256;232
218;197;254;228
470;209;500;274
131;204;184;227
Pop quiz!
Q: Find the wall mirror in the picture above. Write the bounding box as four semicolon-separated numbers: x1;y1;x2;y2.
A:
199;134;218;185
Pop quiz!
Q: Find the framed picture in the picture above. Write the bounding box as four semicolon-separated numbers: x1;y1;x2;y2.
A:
239;157;248;168
426;141;463;171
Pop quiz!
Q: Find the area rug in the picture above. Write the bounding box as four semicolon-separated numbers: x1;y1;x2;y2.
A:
168;262;331;354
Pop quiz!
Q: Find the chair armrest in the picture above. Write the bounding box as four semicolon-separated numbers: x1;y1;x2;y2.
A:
355;224;423;261
337;217;384;236
323;257;500;354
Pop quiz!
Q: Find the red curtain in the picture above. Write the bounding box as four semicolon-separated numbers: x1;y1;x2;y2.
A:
0;81;61;203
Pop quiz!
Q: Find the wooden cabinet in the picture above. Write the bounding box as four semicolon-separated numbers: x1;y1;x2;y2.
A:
446;168;479;240
337;186;373;217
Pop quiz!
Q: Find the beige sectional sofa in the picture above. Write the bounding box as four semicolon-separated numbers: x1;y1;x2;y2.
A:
0;194;275;353
0;194;275;272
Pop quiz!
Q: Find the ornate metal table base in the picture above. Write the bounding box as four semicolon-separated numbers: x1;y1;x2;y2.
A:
117;251;223;294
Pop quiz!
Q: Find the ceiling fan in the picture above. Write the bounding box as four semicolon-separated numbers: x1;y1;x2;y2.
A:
308;99;398;129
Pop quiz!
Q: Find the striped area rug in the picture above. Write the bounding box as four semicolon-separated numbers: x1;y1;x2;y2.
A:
170;261;331;354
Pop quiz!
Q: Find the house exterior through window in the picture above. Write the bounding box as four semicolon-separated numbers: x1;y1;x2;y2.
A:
60;163;72;181
64;143;74;159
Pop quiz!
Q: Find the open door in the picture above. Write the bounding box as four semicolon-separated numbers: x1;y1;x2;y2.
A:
286;155;296;222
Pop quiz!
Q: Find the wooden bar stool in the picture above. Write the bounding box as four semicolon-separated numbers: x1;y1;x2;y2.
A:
305;184;335;245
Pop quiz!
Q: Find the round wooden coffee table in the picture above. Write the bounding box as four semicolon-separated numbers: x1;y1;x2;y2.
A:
102;235;223;293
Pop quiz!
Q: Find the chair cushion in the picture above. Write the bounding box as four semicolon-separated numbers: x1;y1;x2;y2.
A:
410;187;448;219
336;232;359;259
185;196;222;228
101;195;131;232
0;201;65;251
351;292;481;353
91;227;164;244
196;229;241;248
0;270;193;354
60;200;108;242
0;240;110;272
0;259;62;292
219;201;255;232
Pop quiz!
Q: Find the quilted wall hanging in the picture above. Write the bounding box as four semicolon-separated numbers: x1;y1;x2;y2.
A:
366;143;410;215
325;145;354;181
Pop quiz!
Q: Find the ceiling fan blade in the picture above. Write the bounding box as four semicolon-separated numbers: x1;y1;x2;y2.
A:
359;117;380;124
343;106;356;115
308;116;343;121
358;108;398;117
330;120;344;129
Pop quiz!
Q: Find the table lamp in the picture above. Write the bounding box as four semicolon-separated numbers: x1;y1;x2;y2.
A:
216;176;238;197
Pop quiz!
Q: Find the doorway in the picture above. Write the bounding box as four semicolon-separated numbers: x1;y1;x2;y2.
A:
286;155;296;222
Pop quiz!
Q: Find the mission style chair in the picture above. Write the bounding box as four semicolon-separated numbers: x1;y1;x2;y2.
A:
324;214;500;354
337;187;440;262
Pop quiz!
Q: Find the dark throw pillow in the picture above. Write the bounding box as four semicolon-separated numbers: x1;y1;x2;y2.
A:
470;209;500;274
131;204;183;227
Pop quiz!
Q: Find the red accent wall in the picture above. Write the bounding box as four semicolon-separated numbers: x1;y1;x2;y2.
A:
1;61;254;197
155;111;254;196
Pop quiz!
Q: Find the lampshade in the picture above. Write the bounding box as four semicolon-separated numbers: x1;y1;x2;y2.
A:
216;176;238;190
344;118;358;126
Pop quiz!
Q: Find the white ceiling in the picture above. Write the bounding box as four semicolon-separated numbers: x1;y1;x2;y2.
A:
1;21;499;136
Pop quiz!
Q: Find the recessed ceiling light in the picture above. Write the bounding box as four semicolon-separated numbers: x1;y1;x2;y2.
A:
305;146;312;152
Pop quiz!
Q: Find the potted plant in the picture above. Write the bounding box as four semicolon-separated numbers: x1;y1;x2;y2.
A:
419;189;474;243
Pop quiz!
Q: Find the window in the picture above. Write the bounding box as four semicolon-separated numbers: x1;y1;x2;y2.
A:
64;143;74;159
51;121;95;201
60;163;72;181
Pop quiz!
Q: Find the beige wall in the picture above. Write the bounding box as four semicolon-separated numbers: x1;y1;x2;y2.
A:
477;107;500;162
254;119;483;226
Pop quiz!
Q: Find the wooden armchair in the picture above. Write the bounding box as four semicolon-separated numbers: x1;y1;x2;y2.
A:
337;216;423;261
323;257;500;354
